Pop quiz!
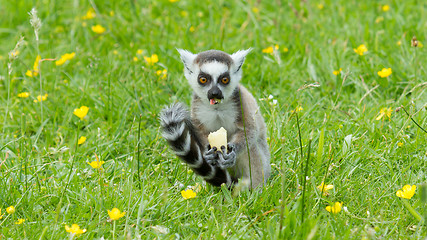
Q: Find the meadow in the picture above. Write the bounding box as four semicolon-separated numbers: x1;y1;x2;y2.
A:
0;0;426;239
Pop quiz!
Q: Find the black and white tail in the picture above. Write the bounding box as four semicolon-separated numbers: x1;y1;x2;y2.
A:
160;103;233;187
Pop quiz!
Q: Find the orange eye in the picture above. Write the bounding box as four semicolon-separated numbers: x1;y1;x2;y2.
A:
221;77;229;84
199;77;207;84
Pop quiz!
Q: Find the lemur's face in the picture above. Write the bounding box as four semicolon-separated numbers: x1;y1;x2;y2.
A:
177;49;251;105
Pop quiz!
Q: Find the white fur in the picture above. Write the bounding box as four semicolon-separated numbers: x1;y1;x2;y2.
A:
194;100;238;135
173;131;191;156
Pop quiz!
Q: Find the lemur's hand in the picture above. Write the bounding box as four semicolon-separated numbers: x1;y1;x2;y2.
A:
203;145;219;166
218;143;236;169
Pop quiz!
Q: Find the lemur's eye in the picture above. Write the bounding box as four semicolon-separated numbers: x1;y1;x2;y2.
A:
221;77;229;85
199;77;207;84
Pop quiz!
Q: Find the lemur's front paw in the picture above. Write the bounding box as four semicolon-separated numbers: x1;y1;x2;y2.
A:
218;143;236;169
203;146;219;166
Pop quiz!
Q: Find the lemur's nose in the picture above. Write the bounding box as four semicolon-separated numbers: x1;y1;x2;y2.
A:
207;86;223;100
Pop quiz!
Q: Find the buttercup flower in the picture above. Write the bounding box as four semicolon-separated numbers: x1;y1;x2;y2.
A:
262;45;279;54
144;54;159;65
252;7;259;13
333;68;342;76
18;92;30;98
291;106;303;113
396;185;416;199
397;142;404;147
283;47;289;52
34;94;48;103
82;8;96;20
78;136;87;145
317;3;324;9
397;40;402;46
169;0;179;2
25;55;41;77
15;219;25;225
91;24;106;34
353;44;368;56
375;107;392;120
108;208;126;220
382;5;390;12
317;182;334;196
181;189;196;199
156;69;167;80
377;68;392;78
65;224;87;235
326;202;342;214
55;52;75;66
73;106;89;120
136;49;143;55
88;160;105;169
6;206;15;214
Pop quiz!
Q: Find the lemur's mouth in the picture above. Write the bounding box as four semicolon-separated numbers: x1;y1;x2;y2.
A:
209;98;222;105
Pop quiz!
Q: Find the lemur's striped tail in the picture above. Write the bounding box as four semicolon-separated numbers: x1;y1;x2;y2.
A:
160;103;233;187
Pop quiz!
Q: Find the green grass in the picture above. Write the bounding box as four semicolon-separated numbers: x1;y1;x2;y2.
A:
1;0;426;239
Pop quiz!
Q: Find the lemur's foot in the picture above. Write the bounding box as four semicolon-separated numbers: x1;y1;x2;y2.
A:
218;143;236;169
203;146;219;166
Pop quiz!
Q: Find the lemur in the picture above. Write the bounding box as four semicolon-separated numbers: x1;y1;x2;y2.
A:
160;49;270;189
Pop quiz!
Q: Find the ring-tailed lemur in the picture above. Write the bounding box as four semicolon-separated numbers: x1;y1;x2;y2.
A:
160;49;270;189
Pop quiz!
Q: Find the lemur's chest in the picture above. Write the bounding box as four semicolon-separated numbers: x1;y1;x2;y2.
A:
194;104;238;135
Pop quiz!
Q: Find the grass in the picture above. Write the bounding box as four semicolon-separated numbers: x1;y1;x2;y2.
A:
0;0;426;239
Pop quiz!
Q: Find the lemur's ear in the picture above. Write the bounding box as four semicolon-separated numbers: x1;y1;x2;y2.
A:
231;48;252;73
177;49;196;73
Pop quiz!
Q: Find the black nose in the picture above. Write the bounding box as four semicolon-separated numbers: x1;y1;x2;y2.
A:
207;86;223;99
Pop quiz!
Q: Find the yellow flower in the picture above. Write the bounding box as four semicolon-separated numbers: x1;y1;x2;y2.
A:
91;24;106;34
18;92;30;98
418;41;424;48
55;52;76;66
353;44;368;56
156;69;167;80
375;107;393;120
108;208;126;220
262;46;274;54
33;93;48;103
252;7;259;13
396;185;416;199
144;54;159;65
26;55;41;77
397;40;402;46
283;47;289;52
397;142;404;147
15;219;25;225
78;136;87;145
291;106;303;113
169;0;179;2
382;5;390;12
181;189;196;199
333;68;342;76
73;106;89;120
189;26;195;32
326;202;342;214
82;8;96;20
317;3;324;9
133;57;138;62
113;50;118;55
317;182;334;196
109;11;115;16
377;68;392;78
136;49;143;55
65;224;87;235
6;206;15;214
88;160;105;169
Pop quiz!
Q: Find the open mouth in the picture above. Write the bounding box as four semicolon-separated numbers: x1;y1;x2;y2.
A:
209;98;222;105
